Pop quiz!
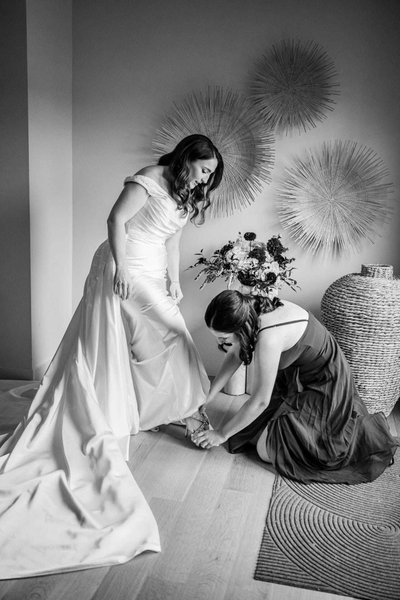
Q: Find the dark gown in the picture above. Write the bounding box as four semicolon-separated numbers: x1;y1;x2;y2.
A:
228;312;399;484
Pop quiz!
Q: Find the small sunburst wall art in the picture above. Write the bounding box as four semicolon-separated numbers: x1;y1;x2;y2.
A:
153;86;275;217
276;140;393;257
249;39;340;135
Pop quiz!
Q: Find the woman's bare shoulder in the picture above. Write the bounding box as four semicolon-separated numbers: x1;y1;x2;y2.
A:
256;300;309;354
135;165;163;181
258;300;308;329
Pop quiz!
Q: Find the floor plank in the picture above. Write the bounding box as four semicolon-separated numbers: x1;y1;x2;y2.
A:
224;460;275;600
0;382;397;600
175;488;252;600
130;429;207;502
0;568;109;600
145;444;233;585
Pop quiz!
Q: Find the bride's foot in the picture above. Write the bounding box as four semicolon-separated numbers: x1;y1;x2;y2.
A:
184;406;211;440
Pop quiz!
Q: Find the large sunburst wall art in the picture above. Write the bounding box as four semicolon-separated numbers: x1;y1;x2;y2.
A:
277;140;393;257
249;39;340;135
153;86;275;217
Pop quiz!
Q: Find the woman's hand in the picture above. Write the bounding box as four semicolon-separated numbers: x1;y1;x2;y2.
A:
191;429;227;450
113;266;132;300
170;281;183;304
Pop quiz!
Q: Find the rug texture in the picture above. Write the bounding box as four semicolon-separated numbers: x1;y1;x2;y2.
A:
255;452;400;600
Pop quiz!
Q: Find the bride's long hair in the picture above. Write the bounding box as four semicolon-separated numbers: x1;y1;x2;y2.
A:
158;134;224;224
205;290;282;365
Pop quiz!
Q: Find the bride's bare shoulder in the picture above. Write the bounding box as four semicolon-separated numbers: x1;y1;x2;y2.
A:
135;165;163;181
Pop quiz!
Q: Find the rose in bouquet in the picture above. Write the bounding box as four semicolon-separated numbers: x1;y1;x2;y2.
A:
188;232;298;298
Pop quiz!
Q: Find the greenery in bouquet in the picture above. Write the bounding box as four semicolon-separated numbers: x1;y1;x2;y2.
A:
188;231;298;298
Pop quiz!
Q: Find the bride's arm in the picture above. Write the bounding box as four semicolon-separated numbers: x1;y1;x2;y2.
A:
107;182;147;300
165;229;183;303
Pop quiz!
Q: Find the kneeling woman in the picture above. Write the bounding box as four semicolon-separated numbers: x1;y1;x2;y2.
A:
192;290;398;484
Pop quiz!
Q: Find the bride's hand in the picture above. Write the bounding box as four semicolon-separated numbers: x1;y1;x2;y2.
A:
113;266;132;300
170;281;183;304
192;429;226;449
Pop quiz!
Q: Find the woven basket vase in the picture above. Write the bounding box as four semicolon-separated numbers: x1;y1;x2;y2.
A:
321;264;400;416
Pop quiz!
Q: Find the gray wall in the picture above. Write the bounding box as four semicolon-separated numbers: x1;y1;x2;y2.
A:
0;0;72;380
27;0;73;379
1;0;399;378
0;0;32;379
72;0;400;375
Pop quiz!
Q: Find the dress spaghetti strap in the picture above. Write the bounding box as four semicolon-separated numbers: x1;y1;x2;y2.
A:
258;318;309;333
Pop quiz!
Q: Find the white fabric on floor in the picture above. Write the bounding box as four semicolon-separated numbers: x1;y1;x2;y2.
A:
0;175;210;578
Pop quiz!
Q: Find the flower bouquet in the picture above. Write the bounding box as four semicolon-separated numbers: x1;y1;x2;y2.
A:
189;231;297;298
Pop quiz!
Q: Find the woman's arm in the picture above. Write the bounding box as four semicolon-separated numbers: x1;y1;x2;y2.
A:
165;229;183;303
193;330;283;448
206;347;243;404
107;182;148;300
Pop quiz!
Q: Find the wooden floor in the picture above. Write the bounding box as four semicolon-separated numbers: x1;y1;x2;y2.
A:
0;380;398;600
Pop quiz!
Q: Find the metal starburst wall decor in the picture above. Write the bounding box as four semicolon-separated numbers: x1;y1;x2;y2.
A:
250;39;340;135
153;86;275;217
277;140;393;257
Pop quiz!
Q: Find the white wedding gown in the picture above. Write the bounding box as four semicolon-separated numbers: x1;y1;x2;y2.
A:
0;174;210;578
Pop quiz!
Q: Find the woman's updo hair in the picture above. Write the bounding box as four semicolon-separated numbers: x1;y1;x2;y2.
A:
158;134;224;224
205;290;282;364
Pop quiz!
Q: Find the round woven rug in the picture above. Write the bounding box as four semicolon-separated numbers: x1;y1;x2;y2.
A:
255;450;400;600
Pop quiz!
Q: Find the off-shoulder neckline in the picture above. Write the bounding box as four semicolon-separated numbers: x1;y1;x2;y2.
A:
131;173;174;200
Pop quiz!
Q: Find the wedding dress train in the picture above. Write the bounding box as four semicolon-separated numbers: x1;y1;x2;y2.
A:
0;174;209;578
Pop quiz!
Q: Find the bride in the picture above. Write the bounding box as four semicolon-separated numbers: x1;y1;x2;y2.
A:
0;134;224;578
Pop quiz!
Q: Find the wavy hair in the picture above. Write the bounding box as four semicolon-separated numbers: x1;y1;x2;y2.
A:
204;290;282;364
158;134;224;224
